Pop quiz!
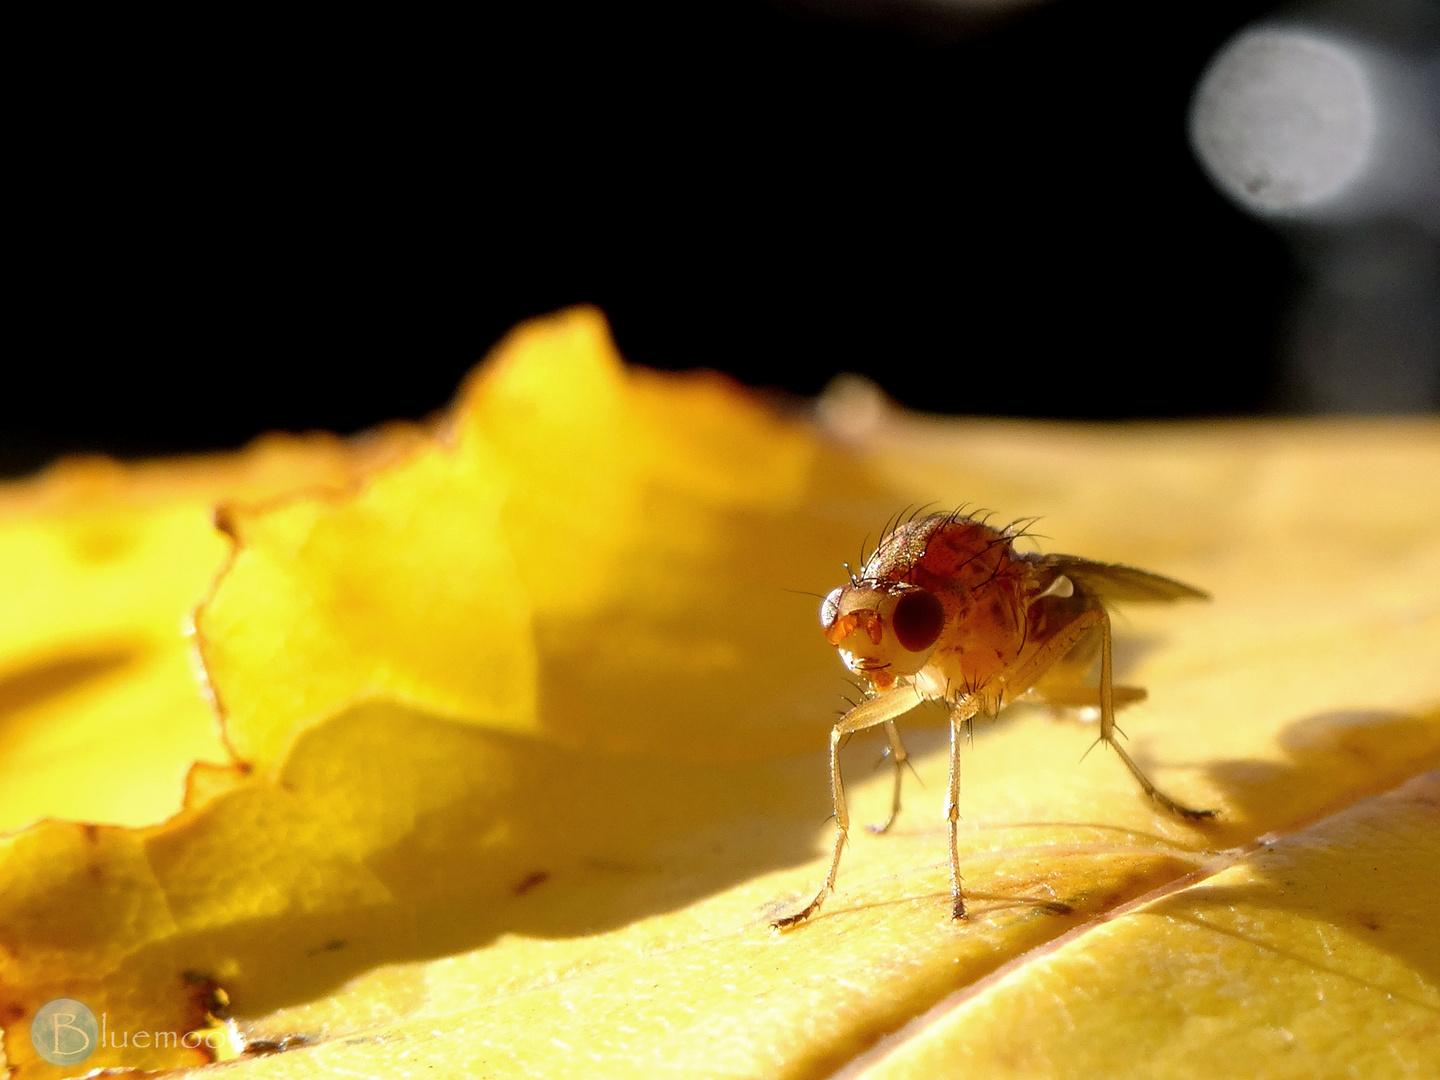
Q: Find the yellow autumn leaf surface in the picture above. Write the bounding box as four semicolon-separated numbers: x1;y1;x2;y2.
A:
1;307;1437;1078
0;428;422;833
195;310;836;770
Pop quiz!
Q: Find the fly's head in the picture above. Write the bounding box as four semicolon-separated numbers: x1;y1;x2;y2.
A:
819;581;947;691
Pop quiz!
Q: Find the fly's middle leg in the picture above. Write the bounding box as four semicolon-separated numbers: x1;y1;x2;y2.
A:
868;720;911;834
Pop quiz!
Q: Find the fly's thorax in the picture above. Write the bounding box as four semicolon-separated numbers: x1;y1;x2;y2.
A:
820;582;947;689
858;512;1017;589
920;563;1087;705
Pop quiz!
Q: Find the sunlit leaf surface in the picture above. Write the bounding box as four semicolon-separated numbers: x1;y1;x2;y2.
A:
858;772;1440;1079
0;432;420;832
196;309;843;770
1;309;1437;1079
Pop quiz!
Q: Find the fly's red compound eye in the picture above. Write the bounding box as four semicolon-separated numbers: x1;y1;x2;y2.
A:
819;587;844;631
891;589;945;652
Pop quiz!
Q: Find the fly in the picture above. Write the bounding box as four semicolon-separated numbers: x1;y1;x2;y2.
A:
774;509;1216;928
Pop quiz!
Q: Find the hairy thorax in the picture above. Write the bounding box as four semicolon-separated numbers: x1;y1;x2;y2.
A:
823;512;1086;712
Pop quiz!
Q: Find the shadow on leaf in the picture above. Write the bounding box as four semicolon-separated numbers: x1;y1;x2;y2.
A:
1195;707;1440;849
115;700;835;1019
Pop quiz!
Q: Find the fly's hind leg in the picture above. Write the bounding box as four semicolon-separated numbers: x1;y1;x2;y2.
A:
773;686;923;929
868;720;911;834
1096;607;1216;821
1109;740;1214;820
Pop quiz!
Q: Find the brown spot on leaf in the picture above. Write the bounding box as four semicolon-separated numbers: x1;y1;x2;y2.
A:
1349;911;1382;931
513;870;550;896
213;504;241;541
244;1034;310;1055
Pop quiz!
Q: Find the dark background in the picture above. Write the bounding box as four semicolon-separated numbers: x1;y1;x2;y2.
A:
5;0;1297;478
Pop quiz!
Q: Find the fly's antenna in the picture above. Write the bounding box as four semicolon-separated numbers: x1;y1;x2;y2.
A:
784;588;830;601
843;561;859;587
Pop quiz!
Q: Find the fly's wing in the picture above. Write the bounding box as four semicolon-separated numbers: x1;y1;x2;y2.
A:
1040;554;1210;604
1026;680;1148;710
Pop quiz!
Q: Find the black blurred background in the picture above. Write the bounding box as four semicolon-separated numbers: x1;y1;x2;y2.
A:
5;0;1301;477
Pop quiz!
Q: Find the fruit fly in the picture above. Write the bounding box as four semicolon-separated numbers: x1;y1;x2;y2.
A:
773;508;1215;928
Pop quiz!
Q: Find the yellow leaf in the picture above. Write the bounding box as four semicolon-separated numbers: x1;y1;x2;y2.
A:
196;307;867;771
856;771;1440;1079
194;430;533;770
1;310;1437;1078
0;432;420;832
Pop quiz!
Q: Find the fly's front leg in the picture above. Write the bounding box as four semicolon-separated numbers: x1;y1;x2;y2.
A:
1096;607;1216;821
773;685;923;929
947;701;979;919
868;720;910;834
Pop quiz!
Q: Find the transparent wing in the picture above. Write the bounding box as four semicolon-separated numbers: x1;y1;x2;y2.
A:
1026;681;1148;710
1042;555;1210;604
